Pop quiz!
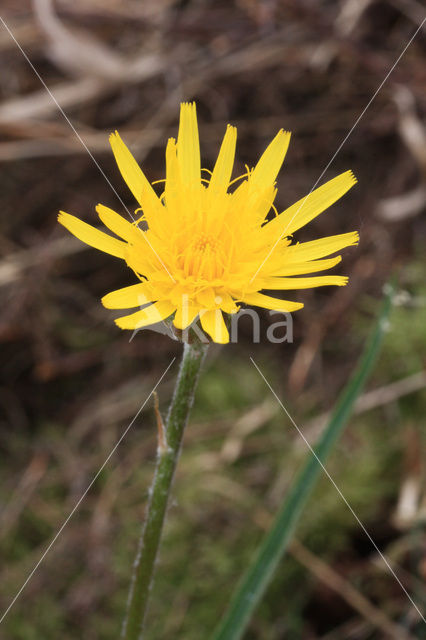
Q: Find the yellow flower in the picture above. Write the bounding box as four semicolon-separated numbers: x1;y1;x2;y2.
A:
58;102;358;344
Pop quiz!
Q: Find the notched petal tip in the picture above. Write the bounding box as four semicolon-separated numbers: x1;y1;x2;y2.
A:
278;128;292;138
180;101;196;112
58;210;70;223
114;312;143;330
57;209;78;227
177;100;201;186
250;128;292;188
339;230;359;251
241;291;304;313
114;317;129;330
109;129;161;213
347;170;358;185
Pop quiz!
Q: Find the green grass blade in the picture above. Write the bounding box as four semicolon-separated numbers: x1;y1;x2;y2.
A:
211;284;394;640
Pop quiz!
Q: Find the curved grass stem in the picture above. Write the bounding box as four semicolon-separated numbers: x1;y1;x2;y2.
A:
211;284;394;640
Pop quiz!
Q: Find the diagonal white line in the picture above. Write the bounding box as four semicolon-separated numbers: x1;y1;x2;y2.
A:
0;16;176;283
250;16;426;284
250;356;426;625
0;357;176;625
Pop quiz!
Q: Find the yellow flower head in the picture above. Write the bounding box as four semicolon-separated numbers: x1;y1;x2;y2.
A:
58;102;358;343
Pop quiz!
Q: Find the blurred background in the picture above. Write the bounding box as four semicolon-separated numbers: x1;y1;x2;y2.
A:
0;1;425;638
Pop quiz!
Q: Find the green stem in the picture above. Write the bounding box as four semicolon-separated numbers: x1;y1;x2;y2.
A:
121;340;208;640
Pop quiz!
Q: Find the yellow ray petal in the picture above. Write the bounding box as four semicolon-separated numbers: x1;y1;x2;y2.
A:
165;137;178;185
208;125;237;193
109;131;161;213
249;129;291;189
265;171;357;237
115;301;175;330
164;137;180;209
102;283;152;309
96;204;139;243
287;231;359;262
58;211;127;258
197;287;216;309
200;309;229;344
173;303;199;330
216;292;239;314
269;256;342;277
177;102;201;187
241;292;304;312
250;185;278;223
264;275;348;290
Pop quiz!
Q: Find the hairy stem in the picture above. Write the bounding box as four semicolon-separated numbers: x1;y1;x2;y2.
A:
121;340;208;640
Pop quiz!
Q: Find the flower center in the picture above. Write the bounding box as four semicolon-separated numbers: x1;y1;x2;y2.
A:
179;232;226;281
192;233;219;253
